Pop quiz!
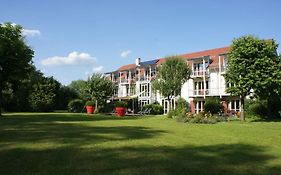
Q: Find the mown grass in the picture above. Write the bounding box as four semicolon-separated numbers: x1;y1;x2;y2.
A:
0;113;281;175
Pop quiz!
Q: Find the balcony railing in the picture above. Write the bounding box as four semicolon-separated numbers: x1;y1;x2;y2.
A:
119;78;136;84
191;70;209;77
192;88;229;96
136;75;156;81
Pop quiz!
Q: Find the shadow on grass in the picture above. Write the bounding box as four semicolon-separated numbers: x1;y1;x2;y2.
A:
1;114;281;175
0;114;166;146
0;144;280;175
1;112;145;122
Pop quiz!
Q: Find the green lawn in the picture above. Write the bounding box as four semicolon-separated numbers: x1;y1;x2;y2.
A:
0;113;281;175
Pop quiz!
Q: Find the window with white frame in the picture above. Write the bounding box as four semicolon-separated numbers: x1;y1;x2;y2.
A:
230;100;240;112
195;100;205;113
140;83;150;97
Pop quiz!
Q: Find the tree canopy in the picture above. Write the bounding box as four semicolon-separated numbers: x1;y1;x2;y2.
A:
224;35;281;120
152;56;191;111
87;73;114;112
0;23;34;116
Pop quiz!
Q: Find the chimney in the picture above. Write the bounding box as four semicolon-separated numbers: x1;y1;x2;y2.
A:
136;57;141;66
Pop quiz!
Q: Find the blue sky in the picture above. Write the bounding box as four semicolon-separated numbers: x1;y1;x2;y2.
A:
1;0;281;85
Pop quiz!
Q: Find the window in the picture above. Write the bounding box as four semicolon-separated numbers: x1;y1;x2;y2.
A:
230;100;240;112
140;83;150;97
195;101;205;113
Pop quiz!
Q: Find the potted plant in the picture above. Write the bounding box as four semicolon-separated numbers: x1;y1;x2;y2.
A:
115;101;128;117
85;101;95;114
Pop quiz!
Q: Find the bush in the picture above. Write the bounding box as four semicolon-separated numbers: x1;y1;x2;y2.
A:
176;112;224;124
85;101;95;106
68;99;84;113
177;98;189;112
248;100;268;117
115;101;128;108
167;109;177;118
143;103;164;115
204;97;223;115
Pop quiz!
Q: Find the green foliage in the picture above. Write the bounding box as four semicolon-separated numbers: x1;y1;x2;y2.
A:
87;73;114;110
152;57;191;102
0;23;34;115
167;109;177;118
143;103;164;115
85;101;95;106
176;98;189;112
68;99;84;113
178;112;222;124
115;101;128;108
68;79;89;99
29;77;60;112
99;101;115;113
55;86;79;110
167;98;189;118
247;100;268;117
224;35;281;119
204;97;223;115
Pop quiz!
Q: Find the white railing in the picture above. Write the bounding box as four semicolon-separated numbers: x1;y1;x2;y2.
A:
191;88;229;96
191;70;209;77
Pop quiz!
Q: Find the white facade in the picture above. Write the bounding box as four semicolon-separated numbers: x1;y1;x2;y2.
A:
106;47;241;114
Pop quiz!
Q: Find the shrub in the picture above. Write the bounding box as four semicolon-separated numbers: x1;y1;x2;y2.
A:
204;97;223;115
143;103;164;115
115;101;128;108
167;109;177;118
68;99;84;113
85;101;95;106
177;98;189;112
177;112;223;124
248;100;268;117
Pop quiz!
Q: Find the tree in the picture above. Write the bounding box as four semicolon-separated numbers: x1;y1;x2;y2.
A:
0;23;34;116
29;77;60;112
55;86;78;110
68;80;89;99
224;35;280;120
152;56;191;112
87;73;114;112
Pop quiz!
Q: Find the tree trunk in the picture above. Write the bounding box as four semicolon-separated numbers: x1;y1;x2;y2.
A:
240;97;245;121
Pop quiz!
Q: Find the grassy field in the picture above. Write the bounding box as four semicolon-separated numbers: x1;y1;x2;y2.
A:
0;113;281;175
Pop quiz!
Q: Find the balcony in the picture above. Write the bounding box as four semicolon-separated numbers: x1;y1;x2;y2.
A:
191;70;209;78
119;78;136;84
191;88;230;97
136;75;156;82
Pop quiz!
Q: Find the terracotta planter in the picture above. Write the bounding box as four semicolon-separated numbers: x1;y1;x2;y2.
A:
86;106;94;114
116;107;126;117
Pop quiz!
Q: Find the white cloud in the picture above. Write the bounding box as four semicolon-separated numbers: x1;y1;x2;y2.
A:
41;51;96;66
120;50;132;58
92;66;104;72
22;29;41;37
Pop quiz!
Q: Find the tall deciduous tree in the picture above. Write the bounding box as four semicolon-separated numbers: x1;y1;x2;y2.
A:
0;23;34;116
152;56;191;112
225;35;280;120
87;73;114;112
68;79;89;99
29;77;60;112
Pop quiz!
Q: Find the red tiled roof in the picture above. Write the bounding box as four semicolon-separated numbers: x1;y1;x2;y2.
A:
117;46;230;71
118;64;136;71
157;46;230;66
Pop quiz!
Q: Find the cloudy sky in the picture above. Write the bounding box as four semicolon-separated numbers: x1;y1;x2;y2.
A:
1;0;281;85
